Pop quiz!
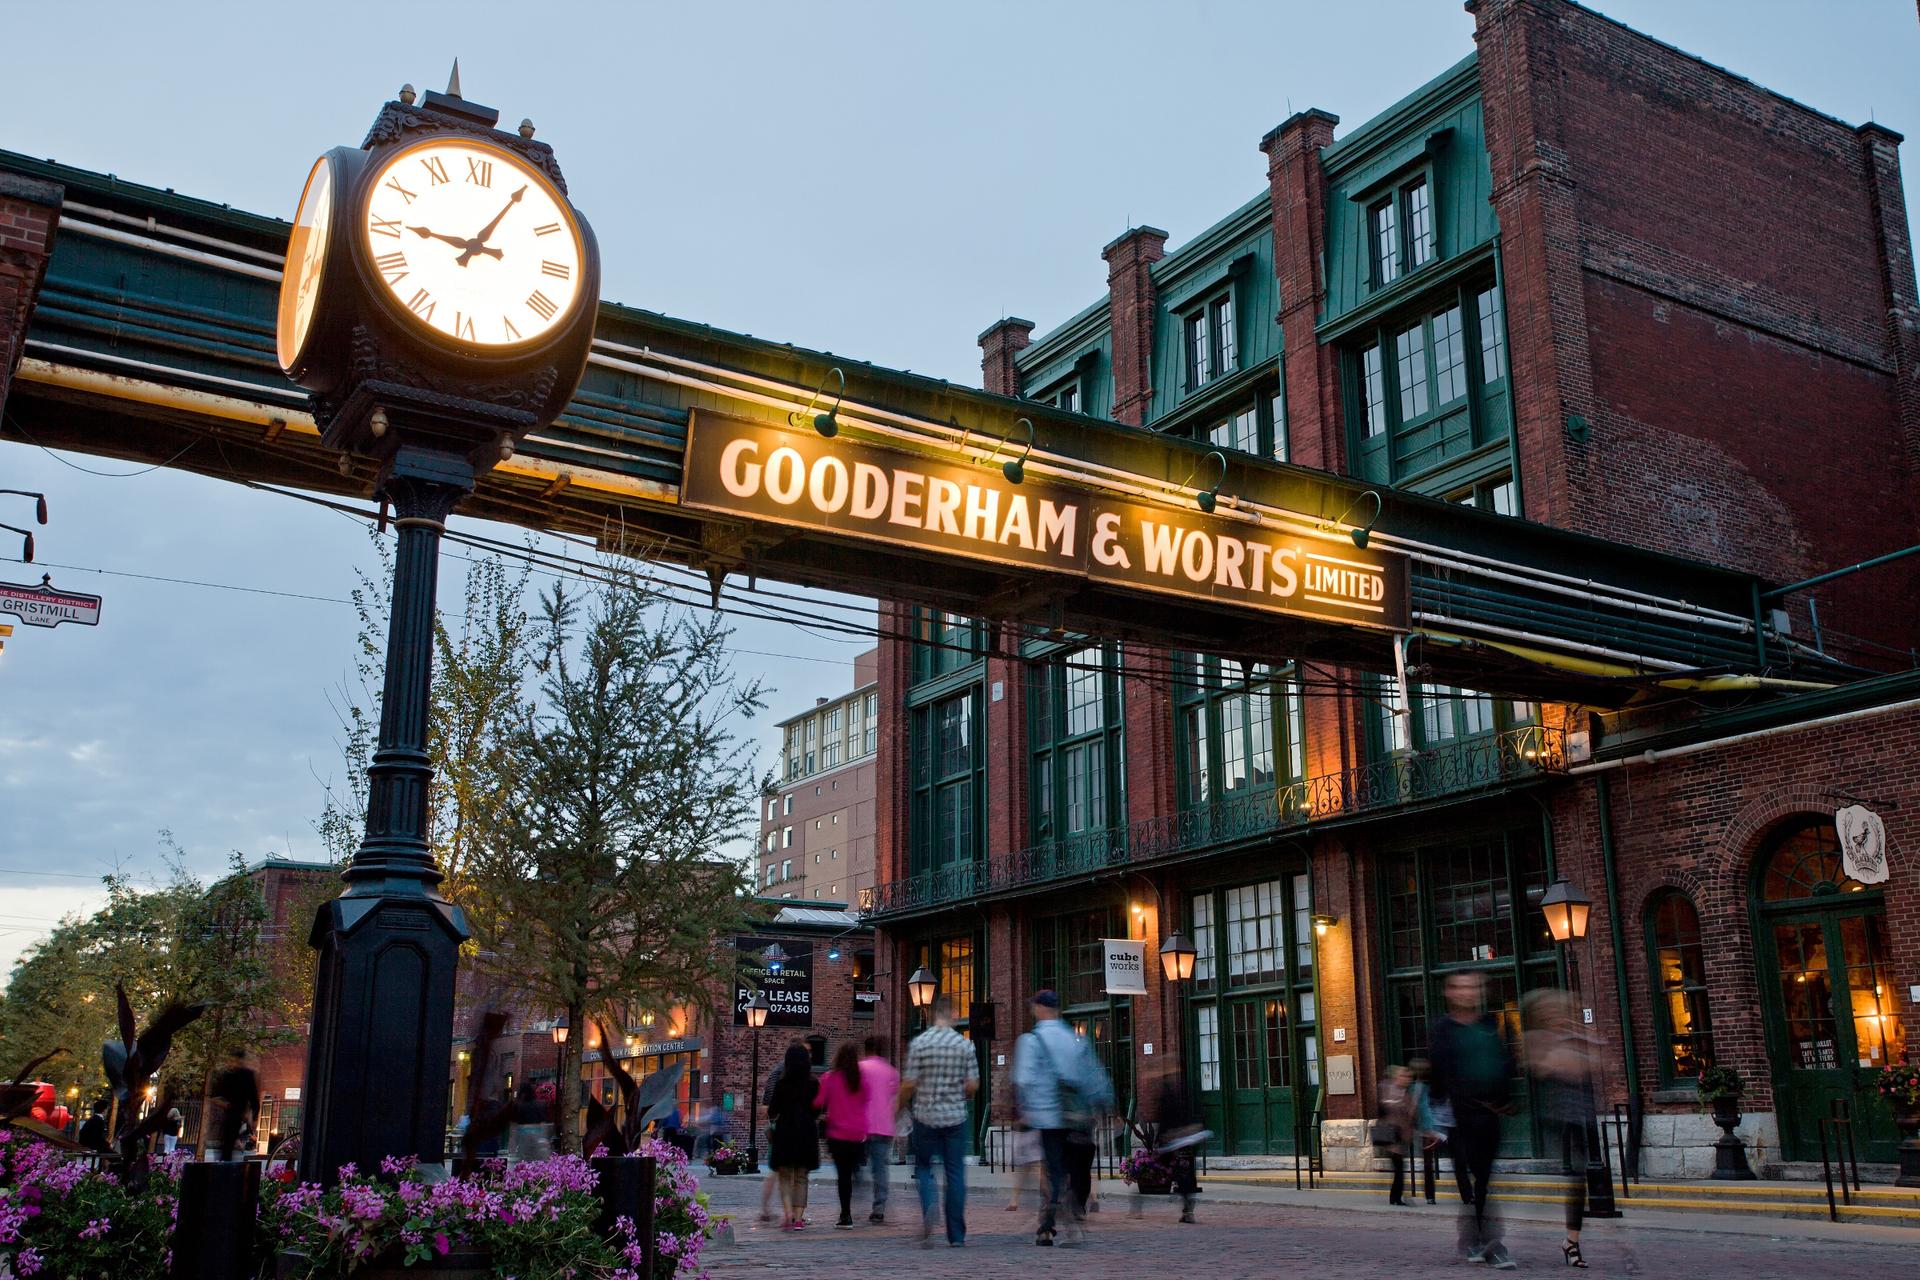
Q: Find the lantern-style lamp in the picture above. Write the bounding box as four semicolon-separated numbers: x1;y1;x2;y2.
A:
1540;877;1592;943
1312;913;1338;937
1159;932;1197;983
551;1016;569;1046
907;967;938;1009
745;994;771;1029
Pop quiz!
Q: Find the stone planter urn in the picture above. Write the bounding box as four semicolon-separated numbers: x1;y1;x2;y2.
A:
1709;1095;1757;1180
1894;1105;1920;1189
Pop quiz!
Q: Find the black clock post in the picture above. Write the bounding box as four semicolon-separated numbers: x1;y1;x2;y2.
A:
277;81;599;1186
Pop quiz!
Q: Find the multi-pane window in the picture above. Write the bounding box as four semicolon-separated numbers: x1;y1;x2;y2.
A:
1186;389;1286;457
1376;675;1518;755
1449;474;1516;517
823;738;841;769
1187;875;1320;1110
1209;406;1259;454
1361;345;1388;439
1176;657;1306;810
1430;305;1467;406
1055;382;1079;414
864;692;879;754
911;690;982;873
1394;324;1429;419
1370;176;1436;288
1370;198;1401;286
1270;388;1289;463
911;609;982;683
1477;286;1507;383
1186;292;1237;390
1030;647;1123;844
1646;891;1714;1085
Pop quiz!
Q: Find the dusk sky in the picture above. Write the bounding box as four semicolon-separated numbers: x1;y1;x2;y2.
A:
2;0;1916;981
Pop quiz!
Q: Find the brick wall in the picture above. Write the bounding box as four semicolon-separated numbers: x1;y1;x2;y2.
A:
978;317;1034;398
1474;0;1920;662
1101;227;1169;426
1262;110;1345;474
0;174;61;417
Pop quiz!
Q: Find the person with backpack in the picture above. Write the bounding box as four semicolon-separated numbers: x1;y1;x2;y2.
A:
1013;989;1113;1247
1428;971;1517;1269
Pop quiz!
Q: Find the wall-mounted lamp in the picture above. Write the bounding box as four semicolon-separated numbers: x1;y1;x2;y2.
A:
987;417;1036;484
1312;913;1338;937
1179;450;1229;513
1539;877;1592;943
790;367;846;439
907;967;938;1009
1159;931;1197;983
1325;490;1383;549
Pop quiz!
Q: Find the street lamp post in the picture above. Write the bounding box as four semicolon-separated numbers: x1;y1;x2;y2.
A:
1539;877;1621;1219
744;995;769;1171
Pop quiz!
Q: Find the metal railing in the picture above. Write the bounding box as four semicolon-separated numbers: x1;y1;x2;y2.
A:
1819;1096;1863;1221
870;725;1565;917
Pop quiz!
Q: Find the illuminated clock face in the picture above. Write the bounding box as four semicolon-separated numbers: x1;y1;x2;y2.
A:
276;154;335;371
360;138;584;350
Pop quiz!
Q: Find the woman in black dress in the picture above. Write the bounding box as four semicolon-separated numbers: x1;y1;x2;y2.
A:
766;1043;821;1230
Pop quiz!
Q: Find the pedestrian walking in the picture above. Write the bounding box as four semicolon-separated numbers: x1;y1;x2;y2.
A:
1428;971;1517;1269
1013;989;1113;1247
1151;1076;1210;1223
1375;1064;1416;1204
857;1036;900;1223
767;1043;821;1231
1003;1122;1043;1212
160;1106;184;1156
817;1042;869;1229
758;1057;786;1223
901;995;979;1247
1409;1057;1439;1204
506;1082;553;1165
209;1047;259;1161
77;1100;111;1153
1524;988;1596;1269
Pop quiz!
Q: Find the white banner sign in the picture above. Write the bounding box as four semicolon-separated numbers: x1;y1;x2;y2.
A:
1836;805;1890;885
1102;937;1147;996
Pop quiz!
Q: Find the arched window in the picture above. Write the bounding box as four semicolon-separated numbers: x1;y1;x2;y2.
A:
1760;818;1869;900
1645;890;1714;1085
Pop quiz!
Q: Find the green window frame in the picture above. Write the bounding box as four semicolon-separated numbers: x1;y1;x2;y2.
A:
1028;645;1125;845
1644;889;1714;1087
1368;674;1537;759
1030;906;1135;1103
1186;873;1322;1096
1178;382;1288;460
1184;291;1238;390
910;608;984;685
909;687;983;876
1174;656;1306;811
1368;174;1438;291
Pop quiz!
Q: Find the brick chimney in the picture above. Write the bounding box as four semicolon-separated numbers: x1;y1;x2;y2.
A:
977;317;1035;397
1260;110;1341;471
1101;226;1169;426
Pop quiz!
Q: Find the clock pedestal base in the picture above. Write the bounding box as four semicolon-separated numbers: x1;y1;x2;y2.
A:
298;450;473;1185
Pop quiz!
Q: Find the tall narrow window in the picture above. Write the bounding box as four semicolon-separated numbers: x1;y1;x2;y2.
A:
1269;387;1289;463
1394;324;1429;419
1430;305;1467;406
1647;891;1714;1084
1030;646;1123;845
1362;345;1388;439
1187;310;1212;388
1405;178;1435;267
1477;286;1507;384
1056;382;1079;414
1210;294;1236;375
1371;199;1401;286
1176;658;1302;810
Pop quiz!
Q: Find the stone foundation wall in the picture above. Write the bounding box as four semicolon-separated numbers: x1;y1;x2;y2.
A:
1317;1112;1779;1179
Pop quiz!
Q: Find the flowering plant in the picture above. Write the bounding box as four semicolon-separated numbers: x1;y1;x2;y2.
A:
0;1129;185;1280
1877;1063;1920;1111
702;1142;745;1175
1118;1147;1176;1189
1696;1064;1744;1104
642;1138;718;1277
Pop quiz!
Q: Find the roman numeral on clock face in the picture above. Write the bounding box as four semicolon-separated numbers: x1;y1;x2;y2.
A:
383;178;417;205
502;314;521;341
407;288;435;321
465;158;492;187
453;312;477;341
421;155;450;186
370;215;403;239
533;222;561;237
374;251;407;284
526;290;558;321
541;259;570;279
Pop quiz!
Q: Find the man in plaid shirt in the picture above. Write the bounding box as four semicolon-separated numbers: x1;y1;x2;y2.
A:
903;995;979;1246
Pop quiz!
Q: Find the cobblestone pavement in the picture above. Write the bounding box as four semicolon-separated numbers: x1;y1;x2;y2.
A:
695;1173;1917;1279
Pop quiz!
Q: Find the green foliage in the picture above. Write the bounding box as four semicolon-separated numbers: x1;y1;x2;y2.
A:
1696;1063;1744;1104
0;1132;181;1280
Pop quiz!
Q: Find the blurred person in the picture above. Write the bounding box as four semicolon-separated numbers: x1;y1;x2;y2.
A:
1152;1075;1210;1224
858;1036;900;1223
1524;988;1597;1269
1428;971;1516;1269
902;995;979;1247
1013;990;1113;1247
767;1042;821;1231
506;1082;552;1164
160;1106;184;1155
210;1048;259;1161
78;1100;110;1153
1375;1064;1416;1205
817;1042;869;1229
1409;1057;1440;1204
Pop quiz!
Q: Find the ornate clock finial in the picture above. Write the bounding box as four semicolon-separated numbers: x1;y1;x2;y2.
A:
446;58;462;99
518;118;536;139
398;83;417;105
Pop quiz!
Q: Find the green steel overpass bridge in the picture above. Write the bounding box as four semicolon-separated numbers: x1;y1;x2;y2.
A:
0;148;1856;710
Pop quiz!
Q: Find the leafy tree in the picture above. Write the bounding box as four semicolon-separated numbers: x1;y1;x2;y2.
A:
463;563;765;1149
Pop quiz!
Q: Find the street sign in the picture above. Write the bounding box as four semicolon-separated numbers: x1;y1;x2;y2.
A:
0;577;102;628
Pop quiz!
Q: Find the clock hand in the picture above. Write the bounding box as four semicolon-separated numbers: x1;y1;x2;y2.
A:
456;185;527;266
408;225;503;259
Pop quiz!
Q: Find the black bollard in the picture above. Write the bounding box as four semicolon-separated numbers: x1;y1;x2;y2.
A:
592;1154;657;1276
170;1160;261;1280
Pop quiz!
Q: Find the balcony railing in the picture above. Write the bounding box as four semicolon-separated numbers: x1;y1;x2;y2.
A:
867;724;1564;917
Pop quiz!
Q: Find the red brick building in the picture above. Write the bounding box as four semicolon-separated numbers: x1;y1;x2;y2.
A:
871;0;1920;1177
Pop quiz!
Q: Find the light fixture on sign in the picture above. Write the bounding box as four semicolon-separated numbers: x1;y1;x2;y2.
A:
986;417;1036;485
790;367;846;439
1325;489;1384;549
1178;451;1229;513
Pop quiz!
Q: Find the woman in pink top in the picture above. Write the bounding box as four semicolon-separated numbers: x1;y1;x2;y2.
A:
858;1036;901;1223
816;1042;869;1229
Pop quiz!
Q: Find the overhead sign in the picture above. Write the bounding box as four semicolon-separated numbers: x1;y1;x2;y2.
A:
1836;804;1890;885
0;578;102;628
733;937;814;1028
681;412;1408;632
1102;938;1148;996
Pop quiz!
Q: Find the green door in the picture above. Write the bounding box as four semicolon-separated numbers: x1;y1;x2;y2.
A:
1755;819;1908;1164
1222;996;1296;1154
